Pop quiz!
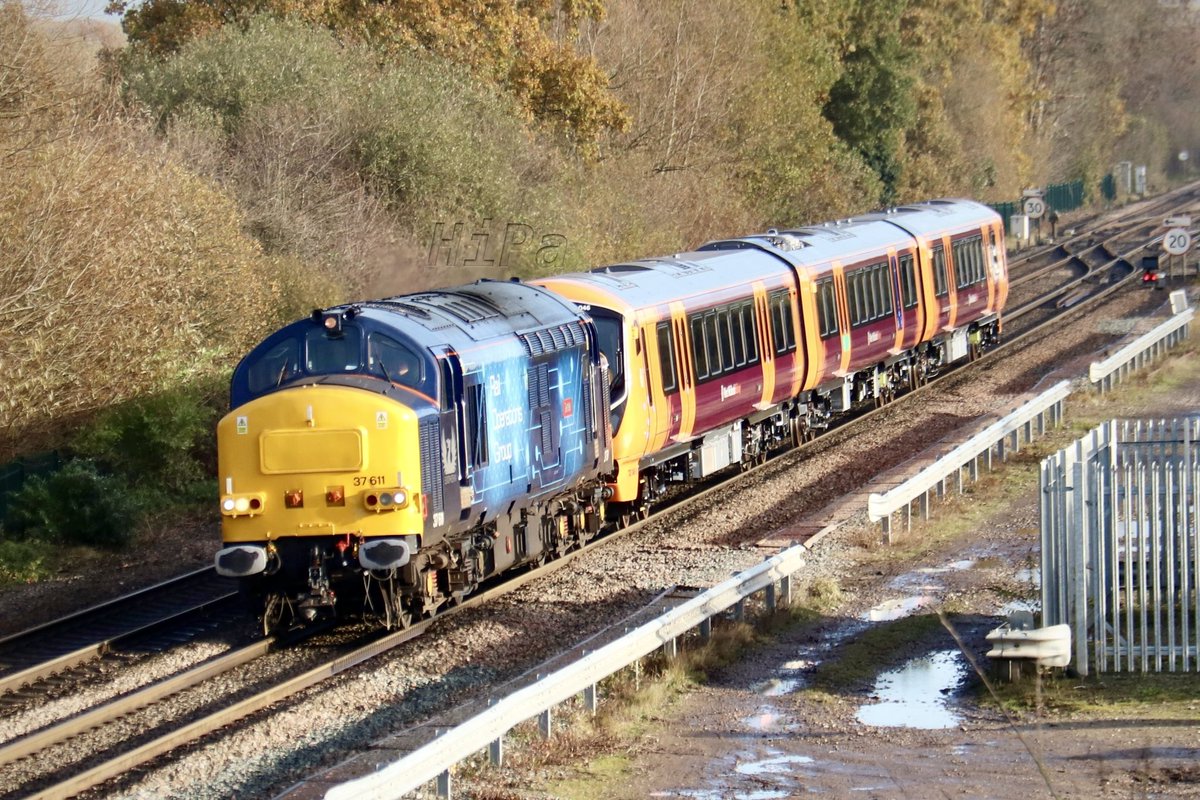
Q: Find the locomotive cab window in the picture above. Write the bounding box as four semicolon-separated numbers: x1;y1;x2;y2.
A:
246;338;301;394
306;325;362;373
368;332;422;389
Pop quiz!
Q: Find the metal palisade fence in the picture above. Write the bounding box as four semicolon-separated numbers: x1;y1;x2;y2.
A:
1041;418;1200;675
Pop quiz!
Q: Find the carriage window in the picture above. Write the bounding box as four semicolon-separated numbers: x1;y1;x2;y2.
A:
817;278;838;338
656;322;677;393
730;309;746;367
704;312;722;375
899;254;917;309
741;302;759;364
933;245;949;297
768;290;795;355
883;262;895;315
717;310;735;371
690;315;708;380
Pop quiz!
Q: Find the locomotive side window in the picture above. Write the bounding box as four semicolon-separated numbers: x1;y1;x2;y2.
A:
656;322;677;393
305;326;361;373
465;381;489;467
899;254;918;309
932;245;949;297
816;278;838;338
368;332;422;389
246;338;301;394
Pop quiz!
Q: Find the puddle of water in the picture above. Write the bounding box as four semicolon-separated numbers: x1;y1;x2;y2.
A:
888;559;975;590
742;706;783;731
861;595;936;622
999;598;1040;617
1014;567;1041;586
660;790;792;800
752;677;801;697
855;649;967;729
736;752;815;776
780;658;815;671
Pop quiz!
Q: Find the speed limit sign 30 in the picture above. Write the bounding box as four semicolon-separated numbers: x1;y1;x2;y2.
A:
1022;197;1046;219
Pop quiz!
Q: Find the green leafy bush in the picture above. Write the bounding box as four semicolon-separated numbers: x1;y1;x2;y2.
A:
73;389;216;499
0;538;52;584
3;461;141;549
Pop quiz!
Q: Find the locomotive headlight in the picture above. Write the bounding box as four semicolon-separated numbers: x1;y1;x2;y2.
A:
363;487;409;512
221;493;266;517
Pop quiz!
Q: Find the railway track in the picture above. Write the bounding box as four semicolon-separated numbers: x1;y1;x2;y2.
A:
0;567;239;698
2;187;1196;800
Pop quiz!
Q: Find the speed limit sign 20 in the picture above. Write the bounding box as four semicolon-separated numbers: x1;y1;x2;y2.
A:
1164;227;1192;255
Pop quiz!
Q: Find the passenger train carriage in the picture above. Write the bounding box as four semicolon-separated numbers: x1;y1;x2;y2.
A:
215;280;611;631
215;198;1006;630
533;198;1007;517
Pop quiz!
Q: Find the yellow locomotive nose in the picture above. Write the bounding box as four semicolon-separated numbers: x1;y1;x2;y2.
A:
216;384;423;553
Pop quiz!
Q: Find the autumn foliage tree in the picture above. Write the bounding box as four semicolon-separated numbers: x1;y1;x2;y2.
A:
0;3;284;459
106;0;629;154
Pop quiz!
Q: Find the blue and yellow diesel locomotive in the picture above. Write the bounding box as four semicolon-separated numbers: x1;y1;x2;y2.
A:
215;279;612;631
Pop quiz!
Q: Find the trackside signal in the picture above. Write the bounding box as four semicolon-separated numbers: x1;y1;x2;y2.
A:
1141;255;1160;285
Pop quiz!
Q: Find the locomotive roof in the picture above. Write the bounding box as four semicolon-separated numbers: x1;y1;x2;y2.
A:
329;279;587;350
537;198;999;312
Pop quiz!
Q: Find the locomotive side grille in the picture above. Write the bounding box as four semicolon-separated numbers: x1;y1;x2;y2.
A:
539;409;553;458
582;372;593;440
418;417;444;516
518;323;587;357
537;362;550;407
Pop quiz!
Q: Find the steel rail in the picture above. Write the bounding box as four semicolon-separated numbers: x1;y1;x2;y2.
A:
0;567;218;649
0;638;275;767
0;591;238;695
